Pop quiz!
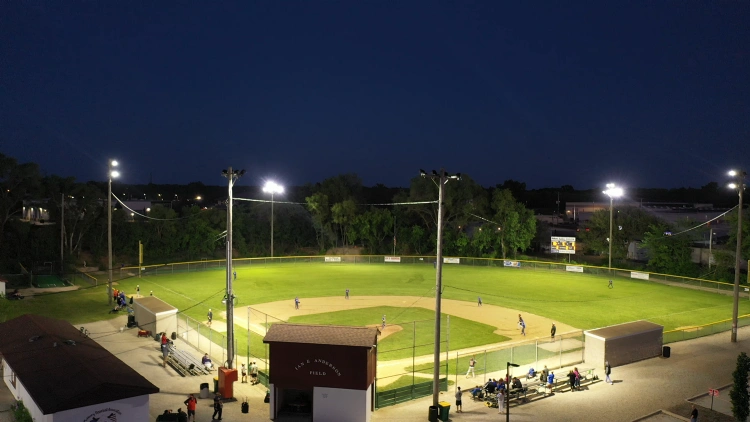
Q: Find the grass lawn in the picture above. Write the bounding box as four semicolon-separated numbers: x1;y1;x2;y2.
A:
3;263;749;356
288;306;509;361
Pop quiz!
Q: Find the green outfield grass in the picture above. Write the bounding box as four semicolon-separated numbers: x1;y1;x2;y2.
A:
288;306;509;361
3;263;749;355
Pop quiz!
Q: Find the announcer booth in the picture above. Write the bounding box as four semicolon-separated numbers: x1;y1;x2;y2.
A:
133;296;178;336
264;324;379;422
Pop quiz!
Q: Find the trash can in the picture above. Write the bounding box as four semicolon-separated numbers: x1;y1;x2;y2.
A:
662;346;671;358
428;405;438;422
199;382;210;399
437;401;451;421
213;377;219;393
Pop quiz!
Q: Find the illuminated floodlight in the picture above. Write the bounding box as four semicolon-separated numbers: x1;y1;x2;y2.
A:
263;181;284;194
729;183;738;189
110;160;118;167
110;170;120;178
728;170;737;177
603;183;623;198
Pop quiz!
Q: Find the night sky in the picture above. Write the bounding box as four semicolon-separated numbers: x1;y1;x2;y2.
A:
1;1;748;190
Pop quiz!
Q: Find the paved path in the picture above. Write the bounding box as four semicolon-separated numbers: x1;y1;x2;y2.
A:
1;316;748;421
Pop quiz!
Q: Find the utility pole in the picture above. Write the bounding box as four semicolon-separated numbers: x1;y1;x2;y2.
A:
728;169;745;343
60;193;64;273
222;167;245;368
420;169;460;410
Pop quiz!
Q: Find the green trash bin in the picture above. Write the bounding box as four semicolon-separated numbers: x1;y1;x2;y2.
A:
213;377;219;394
437;401;450;421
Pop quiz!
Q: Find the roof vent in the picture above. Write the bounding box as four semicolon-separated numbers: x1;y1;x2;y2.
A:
64;340;76;346
29;335;41;342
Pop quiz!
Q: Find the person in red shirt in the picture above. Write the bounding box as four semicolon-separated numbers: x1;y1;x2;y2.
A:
183;394;197;422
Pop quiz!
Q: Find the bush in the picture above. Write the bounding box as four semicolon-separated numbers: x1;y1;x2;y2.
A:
731;352;750;422
12;400;33;422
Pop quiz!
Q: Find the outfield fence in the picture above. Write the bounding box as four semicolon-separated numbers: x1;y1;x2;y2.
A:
663;313;750;343
121;255;746;299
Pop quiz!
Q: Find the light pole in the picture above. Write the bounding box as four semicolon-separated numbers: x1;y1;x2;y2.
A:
728;169;746;343
222;167;245;370
107;159;120;305
420;169;460;409
506;361;519;422
603;183;623;273
262;181;284;258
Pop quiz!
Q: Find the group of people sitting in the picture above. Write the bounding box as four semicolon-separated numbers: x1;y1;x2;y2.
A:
109;289;130;313
470;376;526;401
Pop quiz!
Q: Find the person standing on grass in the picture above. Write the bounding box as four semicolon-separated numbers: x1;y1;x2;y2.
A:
605;361;612;384
233;269;237;280
295;297;300;310
183;394;197;422
136;284;140;297
551;323;556;339
345;289;349;299
454;387;464;413
477;296;482;306
207;309;213;327
608;279;613;288
382;314;386;329
689;404;698;422
466;356;476;378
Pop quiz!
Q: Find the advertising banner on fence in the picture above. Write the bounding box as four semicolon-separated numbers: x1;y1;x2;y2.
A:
566;265;584;273
503;261;521;268
631;271;649;280
324;256;342;263
443;257;460;264
384;256;401;263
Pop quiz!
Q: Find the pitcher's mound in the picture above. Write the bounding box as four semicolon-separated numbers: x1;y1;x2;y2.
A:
367;324;403;340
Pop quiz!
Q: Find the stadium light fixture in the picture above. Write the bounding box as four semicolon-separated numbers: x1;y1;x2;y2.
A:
107;159;120;306
603;183;623;273
727;169;746;343
263;181;284;258
420;168;461;409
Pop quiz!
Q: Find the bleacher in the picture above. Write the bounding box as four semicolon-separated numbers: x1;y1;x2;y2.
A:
166;344;211;377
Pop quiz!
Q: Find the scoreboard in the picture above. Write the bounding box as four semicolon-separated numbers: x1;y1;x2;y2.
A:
551;236;576;254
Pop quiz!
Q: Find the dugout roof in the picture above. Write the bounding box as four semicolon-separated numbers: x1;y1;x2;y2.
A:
264;324;379;348
134;296;177;313
0;314;159;414
585;320;663;340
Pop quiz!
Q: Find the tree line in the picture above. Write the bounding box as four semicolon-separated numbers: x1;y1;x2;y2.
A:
0;152;746;283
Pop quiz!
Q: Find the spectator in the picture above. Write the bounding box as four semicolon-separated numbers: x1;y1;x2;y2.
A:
241;363;247;383
573;367;581;390
454;386;464;413
484;379;496;394
176;408;187;422
547;371;555;391
605;361;613;384
568;370;576;391
689;404;698;422
202;353;213;371
160;333;169;368
512;377;523;390
471;385;483;399
212;393;223;420
527;367;536;379
541;365;549;382
496;389;505;414
183;394;197;422
250;361;259;385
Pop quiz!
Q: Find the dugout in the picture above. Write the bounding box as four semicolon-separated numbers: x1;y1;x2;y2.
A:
263;324;379;422
584;320;663;367
133;296;178;335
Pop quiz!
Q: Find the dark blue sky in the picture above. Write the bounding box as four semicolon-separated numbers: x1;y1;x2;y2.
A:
1;1;748;190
